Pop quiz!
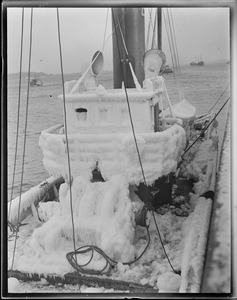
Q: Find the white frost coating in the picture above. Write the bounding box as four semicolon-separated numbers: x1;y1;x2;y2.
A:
38;202;61;222
29;175;141;263
162;99;196;121
39;124;186;185
179;197;212;292
180;137;218;197
59;82;164;134
8;277;20;293
8;196;185;287
157;272;181;292
202;116;231;292
8;176;63;226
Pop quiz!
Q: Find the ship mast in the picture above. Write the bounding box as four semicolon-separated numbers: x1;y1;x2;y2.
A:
112;8;145;88
154;8;162;132
157;8;162;50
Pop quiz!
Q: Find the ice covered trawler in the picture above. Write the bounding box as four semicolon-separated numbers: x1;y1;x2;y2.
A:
8;8;226;293
28;51;191;263
8;50;195;271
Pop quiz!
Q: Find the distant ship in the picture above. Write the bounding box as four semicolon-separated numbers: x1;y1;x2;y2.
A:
30;78;43;87
190;56;204;66
30;73;43;87
162;65;173;74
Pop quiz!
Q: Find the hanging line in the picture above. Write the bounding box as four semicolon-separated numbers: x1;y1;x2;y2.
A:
8;8;25;223
164;9;184;102
167;8;184;101
65;9;150;273
112;9;179;274
151;209;180;274
56;8;78;266
163;10;179;97
181;96;230;159
208;82;230;113
151;9;157;49
163;11;181;109
166;9;178;72
112;10;145;185
163;10;175;73
146;9;153;51
10;7;34;273
69;9;128;95
169;9;182;75
101;8;109;51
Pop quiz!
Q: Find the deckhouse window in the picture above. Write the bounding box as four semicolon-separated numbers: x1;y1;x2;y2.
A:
75;108;87;122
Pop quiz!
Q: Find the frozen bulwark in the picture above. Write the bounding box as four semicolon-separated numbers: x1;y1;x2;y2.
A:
201;113;231;293
39;123;186;185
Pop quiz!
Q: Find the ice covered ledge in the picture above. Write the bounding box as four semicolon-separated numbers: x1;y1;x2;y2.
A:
29;175;143;264
39;123;186;185
201;115;231;293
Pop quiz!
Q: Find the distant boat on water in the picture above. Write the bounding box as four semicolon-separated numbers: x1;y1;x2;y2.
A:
190;56;204;66
162;64;173;74
30;78;43;87
30;73;43;87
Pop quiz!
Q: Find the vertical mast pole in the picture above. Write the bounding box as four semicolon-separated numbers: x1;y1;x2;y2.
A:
154;7;162;132
112;8;126;88
157;8;162;50
112;8;145;88
125;8;145;88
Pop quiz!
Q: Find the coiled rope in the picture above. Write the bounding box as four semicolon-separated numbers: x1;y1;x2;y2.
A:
66;227;151;275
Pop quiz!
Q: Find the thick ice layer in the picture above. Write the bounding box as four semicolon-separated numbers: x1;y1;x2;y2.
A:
8;176;63;226
162;99;196;121
39;124;186;185
29;175;143;263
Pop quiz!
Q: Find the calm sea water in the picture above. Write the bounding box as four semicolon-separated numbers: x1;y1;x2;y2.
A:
7;63;230;200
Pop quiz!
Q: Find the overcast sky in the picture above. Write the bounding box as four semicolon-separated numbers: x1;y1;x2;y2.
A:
7;7;230;74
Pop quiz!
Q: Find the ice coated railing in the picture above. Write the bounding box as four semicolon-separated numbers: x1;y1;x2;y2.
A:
39;123;186;185
64;75;164;95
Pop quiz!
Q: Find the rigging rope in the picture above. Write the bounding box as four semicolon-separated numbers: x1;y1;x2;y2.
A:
102;8;109;51
112;9;147;186
10;7;33;273
56;7;78;268
181;96;230;159
208;82;230;113
8;8;25;221
164;9;184;102
151;9;157;49
70;9;128;95
151;210;181;275
169;9;182;75
146;9;153;51
104;9;179;275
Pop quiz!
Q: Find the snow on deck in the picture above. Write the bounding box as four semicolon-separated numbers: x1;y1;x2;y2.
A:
201;112;231;293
